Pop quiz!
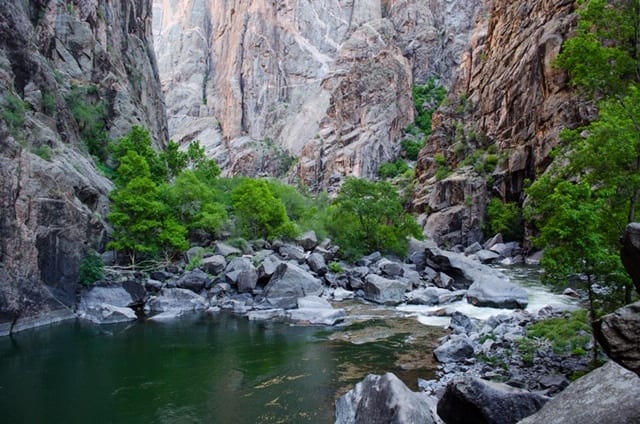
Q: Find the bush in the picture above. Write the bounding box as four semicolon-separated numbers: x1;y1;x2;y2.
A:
79;250;104;285
401;138;424;161
378;159;409;179
486;198;523;241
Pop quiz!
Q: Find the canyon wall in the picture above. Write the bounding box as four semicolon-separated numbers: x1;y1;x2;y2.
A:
0;0;167;334
413;0;590;247
153;0;482;191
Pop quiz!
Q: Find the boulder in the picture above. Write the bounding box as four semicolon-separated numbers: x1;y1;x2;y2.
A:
335;373;435;424
467;278;528;309
449;312;476;335
621;222;640;294
264;263;324;309
434;271;454;289
437;376;549;424
593;301;640;376
464;242;482;255
307;252;328;275
433;335;475;363
377;258;404;277
215;242;242;257
78;303;137;324
473;249;501;264
489;242;520;258
297;231;318;251
406;287;451;306
484;233;503;250
200;255;227;275
176;269;212;292
518;362;640;424
363;274;409;305
278;244;306;263
258;255;282;279
78;285;134;310
144;288;208;314
333;287;355;301
185;246;206;264
287;296;345;325
246;309;287;321
424;245;509;289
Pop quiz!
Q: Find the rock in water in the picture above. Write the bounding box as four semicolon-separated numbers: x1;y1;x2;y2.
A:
335;373;435;424
363;274;409;306
437;376;549;424
466;277;528;309
518;362;640;424
263;263;323;309
593;301;640;377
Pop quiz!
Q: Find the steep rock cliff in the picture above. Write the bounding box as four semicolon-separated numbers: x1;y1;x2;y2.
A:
0;0;167;334
153;0;482;190
413;0;590;246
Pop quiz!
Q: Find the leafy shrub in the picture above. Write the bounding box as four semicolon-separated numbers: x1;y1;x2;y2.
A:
401;138;424;161
2;92;27;136
79;250;104;285
66;85;109;162
33;145;52;161
42;93;56;115
413;79;447;134
486;198;523;241
379;159;409;179
328;261;344;273
434;153;451;181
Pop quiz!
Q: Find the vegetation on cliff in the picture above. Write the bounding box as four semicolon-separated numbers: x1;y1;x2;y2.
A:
525;0;639;321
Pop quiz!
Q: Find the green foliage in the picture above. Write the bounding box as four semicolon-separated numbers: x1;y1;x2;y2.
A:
434;153;451;181
401;138;424;161
413;78;447;134
65;85;109;162
185;249;203;271
486;198;523;241
79;250;104;285
231;179;297;240
378;159;410;179
328;261;344;273
327;178;422;260
1;92;27;136
517;310;592;365
33;145;52;161
42;92;56;115
110;126;167;184
162;140;188;180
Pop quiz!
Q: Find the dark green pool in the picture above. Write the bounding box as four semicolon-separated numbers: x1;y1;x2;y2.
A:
0;312;440;423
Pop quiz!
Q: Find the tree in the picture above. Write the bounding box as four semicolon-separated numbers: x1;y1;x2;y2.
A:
525;177;621;361
231;179;297;240
109;126;167;183
327;178;422;260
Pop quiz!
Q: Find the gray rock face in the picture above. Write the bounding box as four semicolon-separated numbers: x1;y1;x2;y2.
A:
145;288;208;314
467;278;529;309
335;373;435;424
154;0;482;191
79;286;134;309
593;301;640;377
363;274;409;306
518;362;640;424
433;335;475;363
0;0;167;334
264;263;324;309
437;376;549;424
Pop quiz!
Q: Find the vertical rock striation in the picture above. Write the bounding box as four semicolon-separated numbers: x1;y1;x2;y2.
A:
413;0;589;246
0;0;167;334
153;0;482;190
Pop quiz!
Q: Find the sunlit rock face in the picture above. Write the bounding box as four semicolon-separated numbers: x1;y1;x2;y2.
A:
153;0;482;191
0;0;167;334
413;0;590;246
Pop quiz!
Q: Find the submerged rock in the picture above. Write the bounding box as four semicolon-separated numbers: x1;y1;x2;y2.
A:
437;376;549;424
335;373;435;424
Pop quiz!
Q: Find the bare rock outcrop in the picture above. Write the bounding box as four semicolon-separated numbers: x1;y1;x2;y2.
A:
0;0;167;335
413;0;589;246
153;0;482;190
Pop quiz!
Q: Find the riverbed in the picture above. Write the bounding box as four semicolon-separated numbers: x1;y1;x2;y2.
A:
0;266;575;423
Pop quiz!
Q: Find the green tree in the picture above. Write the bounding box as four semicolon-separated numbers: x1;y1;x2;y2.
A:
525;177;621;360
231;179;297;240
327;178;422;260
110;126;167;183
162;140;188;180
486;198;523;242
79;249;104;285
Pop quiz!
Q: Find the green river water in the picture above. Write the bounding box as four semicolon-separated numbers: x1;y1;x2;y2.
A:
0;311;441;424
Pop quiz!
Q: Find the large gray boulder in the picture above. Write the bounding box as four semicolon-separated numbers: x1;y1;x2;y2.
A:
264;263;324;309
437;376;549;424
433;335;475;363
144;288;208;314
78;285;134;310
297;231;318;251
593;301;640;377
467;278;528;309
287;296;345;326
363;274;409;305
200;255;227;275
307;252;328;275
78;303;137;324
406;287;455;306
335;373;435;424
176;269;212;292
517;362;640;424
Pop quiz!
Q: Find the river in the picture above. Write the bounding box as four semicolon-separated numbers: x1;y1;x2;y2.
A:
0;266;575;423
